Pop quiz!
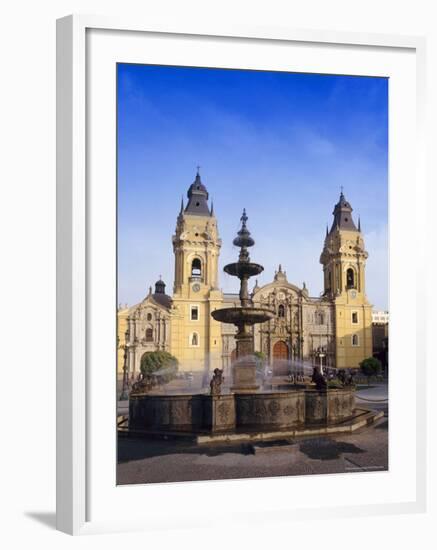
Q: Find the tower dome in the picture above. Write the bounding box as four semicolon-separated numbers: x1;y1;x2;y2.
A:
151;277;172;309
329;190;358;233
185;168;211;216
154;277;166;294
274;264;287;282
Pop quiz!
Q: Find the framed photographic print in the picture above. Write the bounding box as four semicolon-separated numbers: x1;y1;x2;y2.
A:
57;15;427;535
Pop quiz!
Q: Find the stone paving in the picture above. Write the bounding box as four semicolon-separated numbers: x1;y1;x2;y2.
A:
117;404;388;485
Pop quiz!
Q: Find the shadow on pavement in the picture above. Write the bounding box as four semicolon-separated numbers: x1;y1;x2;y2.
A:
118;437;252;464
374;419;389;430
299;438;366;460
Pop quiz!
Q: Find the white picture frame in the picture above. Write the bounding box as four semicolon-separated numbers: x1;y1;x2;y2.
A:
56;14;427;535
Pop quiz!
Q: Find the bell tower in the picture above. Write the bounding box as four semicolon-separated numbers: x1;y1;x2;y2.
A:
172;169;221;295
320;191;373;369
170;170;223;374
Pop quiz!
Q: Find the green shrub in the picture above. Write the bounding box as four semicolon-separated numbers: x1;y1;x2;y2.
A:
359;357;382;385
140;351;179;383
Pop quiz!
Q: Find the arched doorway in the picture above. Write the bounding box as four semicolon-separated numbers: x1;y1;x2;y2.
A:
272;340;289;375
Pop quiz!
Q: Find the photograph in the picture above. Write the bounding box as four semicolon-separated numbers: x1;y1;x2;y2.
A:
116;63;389;485
2;0;432;543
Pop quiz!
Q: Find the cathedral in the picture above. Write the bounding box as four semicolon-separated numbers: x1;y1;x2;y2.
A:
117;171;373;378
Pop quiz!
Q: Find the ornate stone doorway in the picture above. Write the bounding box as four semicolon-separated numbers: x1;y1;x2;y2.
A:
272;340;289;375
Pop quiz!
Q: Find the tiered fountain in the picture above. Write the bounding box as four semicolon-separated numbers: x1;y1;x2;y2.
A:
128;211;376;443
211;209;274;392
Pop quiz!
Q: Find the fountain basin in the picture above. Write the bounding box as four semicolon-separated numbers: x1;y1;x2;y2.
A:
224;262;264;277
211;306;275;325
128;387;356;435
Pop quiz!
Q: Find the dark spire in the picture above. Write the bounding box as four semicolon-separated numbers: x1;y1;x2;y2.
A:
184;168;211;216
358;216;361;232
326;223;329;237
329;190;358;233
210;198;214;216
179;195;184;214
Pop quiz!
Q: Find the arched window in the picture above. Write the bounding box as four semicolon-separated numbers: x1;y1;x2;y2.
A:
317;311;325;325
352;334;359;346
278;304;285;318
346;268;355;289
191;332;199;346
145;328;153;342
191;258;202;278
147;313;152;321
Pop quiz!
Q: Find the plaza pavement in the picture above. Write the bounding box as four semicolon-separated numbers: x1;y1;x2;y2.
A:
117;382;388;485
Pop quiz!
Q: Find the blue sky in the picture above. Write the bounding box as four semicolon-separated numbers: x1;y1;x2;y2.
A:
117;64;388;310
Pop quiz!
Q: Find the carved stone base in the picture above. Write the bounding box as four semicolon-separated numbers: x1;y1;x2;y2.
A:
202;395;236;432
305;388;356;424
231;361;259;393
129;394;204;432
236;391;305;429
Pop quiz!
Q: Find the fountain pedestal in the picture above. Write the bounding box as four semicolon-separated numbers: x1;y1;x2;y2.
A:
231;329;259;392
231;360;259;392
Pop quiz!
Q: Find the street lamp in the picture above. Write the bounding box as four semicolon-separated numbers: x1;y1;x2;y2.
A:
120;345;129;401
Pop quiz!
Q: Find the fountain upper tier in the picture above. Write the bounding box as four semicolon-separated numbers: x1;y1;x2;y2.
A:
212;208;274;326
212;306;274;325
224;262;263;278
223;208;264;280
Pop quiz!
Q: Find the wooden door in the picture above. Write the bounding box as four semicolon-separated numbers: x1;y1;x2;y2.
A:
272;340;289;375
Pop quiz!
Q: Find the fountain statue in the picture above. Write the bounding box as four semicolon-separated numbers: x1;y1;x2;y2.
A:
212;209;275;391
